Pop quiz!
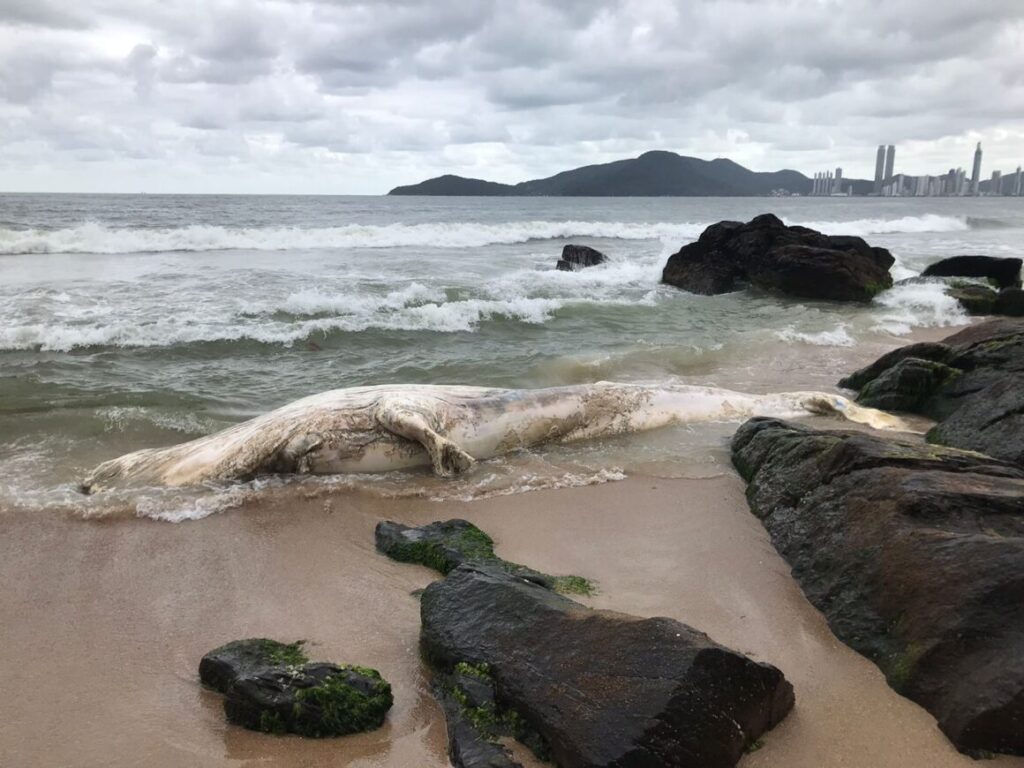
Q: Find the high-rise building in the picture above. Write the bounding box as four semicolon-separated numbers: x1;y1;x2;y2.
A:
884;145;895;180
834;167;842;194
991;170;1002;196
971;142;983;196
1014;166;1023;196
873;145;885;194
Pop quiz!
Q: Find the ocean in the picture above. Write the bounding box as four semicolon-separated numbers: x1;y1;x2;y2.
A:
1;193;1021;520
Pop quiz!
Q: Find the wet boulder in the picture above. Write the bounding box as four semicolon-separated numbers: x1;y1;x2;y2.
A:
840;318;1024;464
994;288;1024;317
922;255;1022;290
557;244;607;271
420;563;794;768
732;418;1024;756
376;518;594;596
661;213;894;302
199;638;392;737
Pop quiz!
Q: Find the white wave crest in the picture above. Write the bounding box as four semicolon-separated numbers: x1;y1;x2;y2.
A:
0;295;579;351
872;280;969;335
790;214;970;237
775;324;856;347
0;220;706;255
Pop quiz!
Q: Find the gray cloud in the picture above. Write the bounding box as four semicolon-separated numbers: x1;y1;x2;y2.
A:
1;0;1023;192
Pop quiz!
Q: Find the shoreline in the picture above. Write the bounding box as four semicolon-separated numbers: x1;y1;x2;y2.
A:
3;471;1023;767
6;319;1023;766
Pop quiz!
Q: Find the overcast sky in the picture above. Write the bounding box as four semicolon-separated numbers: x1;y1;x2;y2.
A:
2;0;1023;194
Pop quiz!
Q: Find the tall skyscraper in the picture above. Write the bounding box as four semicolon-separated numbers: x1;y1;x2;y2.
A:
1014;166;1022;197
991;170;1002;196
834;167;842;194
873;145;885;194
971;142;983;196
884;145;895;180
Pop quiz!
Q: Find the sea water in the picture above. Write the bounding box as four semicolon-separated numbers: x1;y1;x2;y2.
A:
1;193;1021;519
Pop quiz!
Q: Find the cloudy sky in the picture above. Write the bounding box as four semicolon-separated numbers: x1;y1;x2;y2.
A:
2;0;1023;194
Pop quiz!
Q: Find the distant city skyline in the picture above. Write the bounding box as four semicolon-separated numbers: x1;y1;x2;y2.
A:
809;141;1022;197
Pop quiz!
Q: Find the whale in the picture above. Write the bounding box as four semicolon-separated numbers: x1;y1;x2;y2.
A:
80;381;911;492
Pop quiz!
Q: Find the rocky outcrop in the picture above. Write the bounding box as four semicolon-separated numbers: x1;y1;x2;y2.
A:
840;319;1024;464
661;213;894;302
376;518;594;595
557;244;607;271
199;638;392;737
922;255;1022;290
900;275;1024;317
420;563;794;768
731;418;1024;756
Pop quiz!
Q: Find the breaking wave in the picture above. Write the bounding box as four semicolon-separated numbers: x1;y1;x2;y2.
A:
775;324;856;347
871;279;969;335
0;220;705;255
789;214;972;237
0;213;1003;256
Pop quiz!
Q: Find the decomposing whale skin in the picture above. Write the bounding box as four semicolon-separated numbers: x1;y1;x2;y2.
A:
81;382;910;492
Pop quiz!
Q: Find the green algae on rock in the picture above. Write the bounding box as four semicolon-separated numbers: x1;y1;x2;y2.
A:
375;518;595;596
199;639;392;738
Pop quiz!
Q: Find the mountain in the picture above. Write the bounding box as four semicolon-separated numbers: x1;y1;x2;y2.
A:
388;151;863;196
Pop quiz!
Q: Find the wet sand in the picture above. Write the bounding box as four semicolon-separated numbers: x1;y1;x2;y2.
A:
3;474;1023;768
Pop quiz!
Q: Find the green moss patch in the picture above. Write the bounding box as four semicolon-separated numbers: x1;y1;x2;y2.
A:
378;518;596;599
290;667;393;737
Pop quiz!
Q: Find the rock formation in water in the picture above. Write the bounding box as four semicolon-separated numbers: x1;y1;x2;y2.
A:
379;519;793;768
661;213;894;302
840;318;1024;464
731;417;1024;756
556;244;607;271
199;638;393;737
922;255;1023;290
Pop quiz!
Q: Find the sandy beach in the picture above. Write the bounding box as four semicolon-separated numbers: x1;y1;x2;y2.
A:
3;464;1023;768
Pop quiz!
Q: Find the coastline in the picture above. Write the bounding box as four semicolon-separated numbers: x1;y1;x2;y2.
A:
4;474;1023;767
6;320;1023;767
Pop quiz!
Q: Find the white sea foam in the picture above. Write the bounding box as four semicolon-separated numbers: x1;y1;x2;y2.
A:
871;280;969;335
0;220;706;255
790;214;971;237
775;324;856;347
0;215;981;255
0;295;585;350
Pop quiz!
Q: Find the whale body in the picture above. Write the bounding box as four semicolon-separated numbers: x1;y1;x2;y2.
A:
81;382;910;492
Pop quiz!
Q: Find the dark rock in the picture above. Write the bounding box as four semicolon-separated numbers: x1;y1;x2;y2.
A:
199;638;308;693
199;638;392;737
840;319;1024;464
731;418;1024;756
661;213;894;302
375;518;594;596
432;664;537;768
556;244;607;271
838;342;955;391
995;288;1024;317
855;357;961;412
922;255;1023;290
945;282;999;315
420;563;794;768
224;662;393;738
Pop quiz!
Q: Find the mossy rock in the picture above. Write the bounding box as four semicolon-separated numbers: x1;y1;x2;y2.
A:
946;283;998;315
376;518;595;596
200;639;392;738
199;638;309;693
856;357;961;412
225;662;393;737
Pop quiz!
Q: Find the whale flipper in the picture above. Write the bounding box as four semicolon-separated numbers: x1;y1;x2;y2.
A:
800;393;915;432
375;400;476;476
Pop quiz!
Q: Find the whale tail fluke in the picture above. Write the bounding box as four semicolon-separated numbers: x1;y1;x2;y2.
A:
801;393;916;432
